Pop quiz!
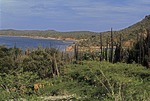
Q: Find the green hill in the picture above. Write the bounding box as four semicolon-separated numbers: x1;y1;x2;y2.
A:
81;15;150;47
118;15;150;41
121;15;150;32
0;29;97;40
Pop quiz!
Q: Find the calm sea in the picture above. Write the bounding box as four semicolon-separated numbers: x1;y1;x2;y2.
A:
0;36;74;51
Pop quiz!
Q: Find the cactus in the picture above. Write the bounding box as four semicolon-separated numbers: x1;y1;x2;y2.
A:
134;32;139;63
25;48;30;55
66;53;71;63
129;29;150;67
52;53;60;77
113;34;122;63
114;43;119;63
100;33;103;61
141;34;145;65
147;30;150;68
148;48;150;68
105;37;109;61
139;31;145;65
74;43;79;61
109;28;114;63
119;34;122;61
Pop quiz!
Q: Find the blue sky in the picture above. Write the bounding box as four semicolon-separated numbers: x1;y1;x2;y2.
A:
0;0;150;32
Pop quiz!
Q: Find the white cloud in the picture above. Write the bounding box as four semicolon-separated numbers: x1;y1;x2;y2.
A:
1;0;150;18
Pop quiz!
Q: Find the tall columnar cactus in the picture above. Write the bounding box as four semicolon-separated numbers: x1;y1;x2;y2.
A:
52;53;60;77
147;30;150;68
61;52;64;61
148;29;150;48
109;28;114;63
148;48;150;68
141;33;145;64
25;48;30;55
119;34;122;61
100;33;103;61
139;31;145;64
114;44;119;63
139;33;142;64
66;53;71;63
74;43;78;61
129;29;150;68
105;37;109;61
135;33;140;63
137;32;139;42
114;34;122;63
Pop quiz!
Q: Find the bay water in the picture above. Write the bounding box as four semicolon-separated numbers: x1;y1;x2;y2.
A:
0;36;74;51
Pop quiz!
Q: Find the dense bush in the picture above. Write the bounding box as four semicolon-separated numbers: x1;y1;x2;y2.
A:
0;46;63;100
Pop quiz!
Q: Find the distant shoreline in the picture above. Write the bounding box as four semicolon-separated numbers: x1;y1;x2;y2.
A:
0;35;78;41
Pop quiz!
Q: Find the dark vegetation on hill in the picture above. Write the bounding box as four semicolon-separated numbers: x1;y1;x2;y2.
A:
80;15;150;47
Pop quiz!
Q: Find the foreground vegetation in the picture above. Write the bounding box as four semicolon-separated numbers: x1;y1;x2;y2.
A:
0;15;150;100
0;46;150;101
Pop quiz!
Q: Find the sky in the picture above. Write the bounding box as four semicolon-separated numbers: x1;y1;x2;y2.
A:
0;0;150;32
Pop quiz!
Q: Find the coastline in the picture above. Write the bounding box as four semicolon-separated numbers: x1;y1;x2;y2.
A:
0;35;60;40
0;35;79;42
0;35;77;52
